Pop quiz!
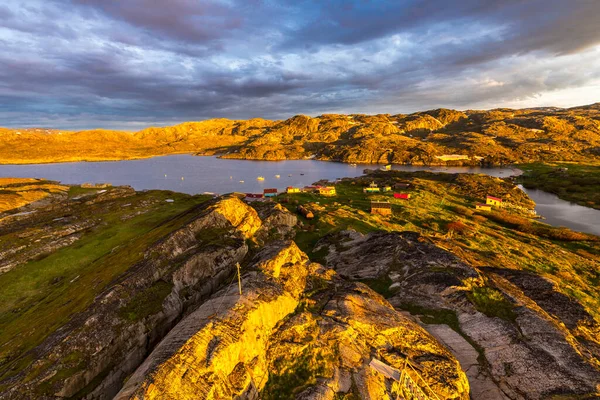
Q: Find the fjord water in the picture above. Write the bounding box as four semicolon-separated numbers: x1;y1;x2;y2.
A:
0;154;519;194
0;154;598;235
518;186;600;236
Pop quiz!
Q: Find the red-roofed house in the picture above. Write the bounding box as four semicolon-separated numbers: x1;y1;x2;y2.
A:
264;188;278;197
486;195;503;207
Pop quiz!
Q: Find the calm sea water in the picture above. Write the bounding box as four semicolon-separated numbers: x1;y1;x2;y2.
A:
0;155;520;195
0;155;597;235
518;186;600;236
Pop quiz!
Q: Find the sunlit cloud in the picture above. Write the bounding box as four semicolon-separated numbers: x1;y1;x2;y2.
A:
0;0;599;130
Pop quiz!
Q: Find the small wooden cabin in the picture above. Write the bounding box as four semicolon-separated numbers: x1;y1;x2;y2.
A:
319;186;336;196
394;182;410;189
264;188;278;197
371;201;392;216
364;181;380;193
486;195;503;207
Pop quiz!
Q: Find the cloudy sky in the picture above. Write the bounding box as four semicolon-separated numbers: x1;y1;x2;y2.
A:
1;0;600;130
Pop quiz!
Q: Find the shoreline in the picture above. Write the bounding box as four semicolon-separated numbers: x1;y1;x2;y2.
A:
0;151;526;168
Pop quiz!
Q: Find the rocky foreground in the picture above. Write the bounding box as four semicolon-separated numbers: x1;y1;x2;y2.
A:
0;176;599;399
0;193;467;399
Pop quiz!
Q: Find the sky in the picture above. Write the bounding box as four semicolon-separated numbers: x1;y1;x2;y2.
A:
1;0;600;131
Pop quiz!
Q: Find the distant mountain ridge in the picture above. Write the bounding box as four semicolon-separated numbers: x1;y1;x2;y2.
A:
1;103;599;165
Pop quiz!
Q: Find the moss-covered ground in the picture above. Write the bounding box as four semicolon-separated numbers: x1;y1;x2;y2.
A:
272;170;600;324
0;189;211;380
518;162;600;209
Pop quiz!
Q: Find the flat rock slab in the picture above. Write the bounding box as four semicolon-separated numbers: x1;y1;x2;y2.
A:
422;323;509;400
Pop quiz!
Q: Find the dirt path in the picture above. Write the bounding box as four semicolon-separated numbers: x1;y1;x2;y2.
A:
422;324;509;400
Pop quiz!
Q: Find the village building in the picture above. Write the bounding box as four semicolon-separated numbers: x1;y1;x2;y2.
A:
263;188;278;197
486;195;503;207
318;186;336;196
364;181;380;193
394;182;410;189
393;193;410;200
380;164;392;171
382;186;392;192
475;203;492;211
371;201;392;215
286;186;301;193
244;193;266;202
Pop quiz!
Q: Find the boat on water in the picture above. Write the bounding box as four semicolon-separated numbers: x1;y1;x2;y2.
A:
288;174;292;177
275;174;280;178
239;180;245;183
257;176;265;181
350;163;357;167
300;173;305;176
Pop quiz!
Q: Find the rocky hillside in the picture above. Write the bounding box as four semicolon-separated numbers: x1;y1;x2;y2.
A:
2;104;600;165
1;171;599;399
0;185;468;399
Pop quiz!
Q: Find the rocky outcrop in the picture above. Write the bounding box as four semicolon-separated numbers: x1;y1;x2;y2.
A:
264;281;469;400
190;195;262;238
253;202;298;243
0;197;259;399
116;241;312;399
116;241;469;400
320;230;600;399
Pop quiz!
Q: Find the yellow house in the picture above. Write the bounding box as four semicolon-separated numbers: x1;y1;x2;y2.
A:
382;186;392;192
486;195;503;207
319;186;336;196
287;186;301;194
475;203;492;211
381;164;392;171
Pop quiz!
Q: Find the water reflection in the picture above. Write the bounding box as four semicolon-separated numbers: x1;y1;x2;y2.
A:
518;185;600;236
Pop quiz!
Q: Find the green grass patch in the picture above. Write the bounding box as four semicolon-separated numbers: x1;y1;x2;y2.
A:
261;345;333;399
360;276;394;298
118;280;173;322
67;186;103;198
518;162;600;210
467;287;517;322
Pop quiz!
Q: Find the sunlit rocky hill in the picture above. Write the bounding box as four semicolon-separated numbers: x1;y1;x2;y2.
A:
0;171;599;399
1;104;600;165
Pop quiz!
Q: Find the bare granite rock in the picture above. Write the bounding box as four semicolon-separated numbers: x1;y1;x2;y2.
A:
116;241;469;400
322;230;600;399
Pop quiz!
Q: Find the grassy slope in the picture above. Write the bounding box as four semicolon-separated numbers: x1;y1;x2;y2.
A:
275;173;600;321
0;190;211;380
518;162;600;209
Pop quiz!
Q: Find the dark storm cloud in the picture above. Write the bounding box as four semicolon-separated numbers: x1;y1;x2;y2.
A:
0;0;599;130
68;0;246;45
